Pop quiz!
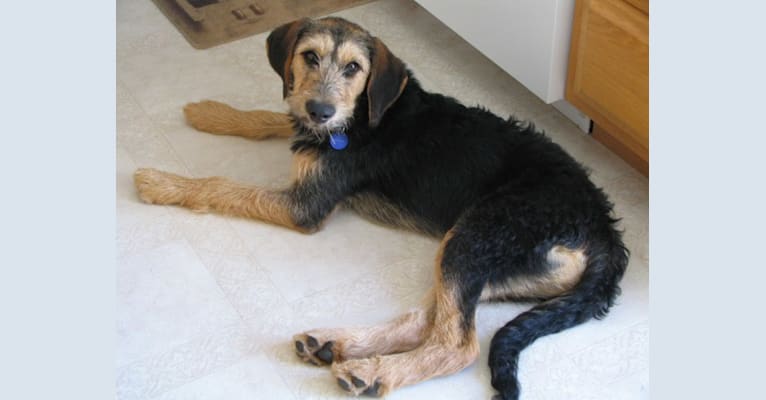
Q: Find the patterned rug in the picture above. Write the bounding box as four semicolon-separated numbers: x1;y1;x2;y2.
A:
152;0;375;49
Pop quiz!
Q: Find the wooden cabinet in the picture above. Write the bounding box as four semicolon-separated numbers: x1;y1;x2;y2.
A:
566;0;648;176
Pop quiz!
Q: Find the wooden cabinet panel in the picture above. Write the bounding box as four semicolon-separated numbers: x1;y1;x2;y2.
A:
624;0;649;14
566;0;648;174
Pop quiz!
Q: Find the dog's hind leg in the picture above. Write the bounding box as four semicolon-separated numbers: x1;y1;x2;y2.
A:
330;229;484;396
183;100;294;139
294;301;434;366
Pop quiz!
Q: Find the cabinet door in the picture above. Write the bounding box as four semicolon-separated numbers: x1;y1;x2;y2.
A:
566;0;648;172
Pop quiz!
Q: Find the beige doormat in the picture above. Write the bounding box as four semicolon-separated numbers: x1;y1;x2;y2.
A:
152;0;374;49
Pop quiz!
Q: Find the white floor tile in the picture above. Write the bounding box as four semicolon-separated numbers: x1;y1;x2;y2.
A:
154;354;296;400
116;321;256;400
116;240;242;367
229;211;416;303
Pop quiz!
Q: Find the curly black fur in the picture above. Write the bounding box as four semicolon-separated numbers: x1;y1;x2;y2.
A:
289;70;628;399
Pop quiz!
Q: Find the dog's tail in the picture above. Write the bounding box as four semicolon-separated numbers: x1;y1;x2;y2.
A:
488;224;629;400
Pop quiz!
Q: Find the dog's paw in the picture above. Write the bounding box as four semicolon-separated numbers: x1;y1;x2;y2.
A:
183;100;239;134
133;168;197;207
332;358;387;397
293;331;344;366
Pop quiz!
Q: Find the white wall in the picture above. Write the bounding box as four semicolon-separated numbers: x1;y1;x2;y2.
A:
415;0;575;104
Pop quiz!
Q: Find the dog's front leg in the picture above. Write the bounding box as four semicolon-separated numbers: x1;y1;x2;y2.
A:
183;100;294;139
133;161;341;234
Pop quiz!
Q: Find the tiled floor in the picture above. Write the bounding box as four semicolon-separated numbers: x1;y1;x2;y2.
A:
116;1;649;399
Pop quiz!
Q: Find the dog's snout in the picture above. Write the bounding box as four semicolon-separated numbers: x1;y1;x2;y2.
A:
306;100;336;123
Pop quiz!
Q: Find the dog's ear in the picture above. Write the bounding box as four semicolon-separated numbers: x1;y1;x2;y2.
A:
367;38;408;128
267;18;310;99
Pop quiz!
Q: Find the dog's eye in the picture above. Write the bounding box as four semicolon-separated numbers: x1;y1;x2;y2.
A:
343;62;361;77
303;51;319;67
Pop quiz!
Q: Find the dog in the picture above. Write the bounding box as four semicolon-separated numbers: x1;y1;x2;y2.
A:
133;17;629;400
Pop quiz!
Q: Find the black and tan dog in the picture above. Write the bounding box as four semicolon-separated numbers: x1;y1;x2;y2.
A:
134;17;628;400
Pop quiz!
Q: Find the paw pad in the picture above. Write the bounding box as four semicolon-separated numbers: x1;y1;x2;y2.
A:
293;333;337;366
362;380;381;396
337;378;351;391
316;341;334;363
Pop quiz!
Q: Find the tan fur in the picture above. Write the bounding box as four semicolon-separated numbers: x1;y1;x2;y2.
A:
133;168;313;233
294;307;433;366
336;41;371;71
334;40;372;119
289;34;334;113
287;34;371;130
294;34;335;59
427;230;471;349
183;100;294;139
480;245;588;301
290;149;321;183
330;230;480;396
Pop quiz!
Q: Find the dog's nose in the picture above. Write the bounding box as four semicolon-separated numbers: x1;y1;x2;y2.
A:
306;100;336;123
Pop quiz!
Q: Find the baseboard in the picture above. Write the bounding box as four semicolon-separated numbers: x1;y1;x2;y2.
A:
552;99;591;134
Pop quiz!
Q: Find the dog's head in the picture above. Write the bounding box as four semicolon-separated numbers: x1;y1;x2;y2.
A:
266;17;408;134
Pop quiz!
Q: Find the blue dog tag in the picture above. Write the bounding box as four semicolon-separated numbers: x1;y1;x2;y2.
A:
330;131;348;150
